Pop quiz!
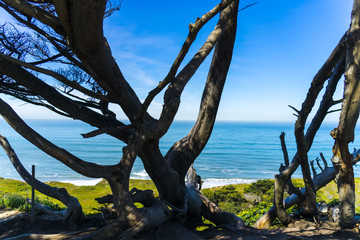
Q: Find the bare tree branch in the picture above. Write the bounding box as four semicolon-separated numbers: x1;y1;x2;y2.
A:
0;56;125;133
0;135;85;223
273;32;347;226
137;0;237;122
320;153;328;169
1;0;64;35
164;1;239;181
238;2;258;12
0;97;115;178
52;0;146;123
0;53;110;101
156;1;237;137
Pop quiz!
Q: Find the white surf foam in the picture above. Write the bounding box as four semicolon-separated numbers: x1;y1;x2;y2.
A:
201;178;257;189
60;178;102;186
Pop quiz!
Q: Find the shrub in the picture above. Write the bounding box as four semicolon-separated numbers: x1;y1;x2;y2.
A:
238;201;270;226
202;185;246;206
0;194;65;212
243;179;274;202
244;179;274;195
0;194;31;211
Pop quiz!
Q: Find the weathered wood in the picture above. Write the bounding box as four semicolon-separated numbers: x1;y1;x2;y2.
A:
273;34;346;226
331;0;360;229
254;149;360;229
31;165;35;225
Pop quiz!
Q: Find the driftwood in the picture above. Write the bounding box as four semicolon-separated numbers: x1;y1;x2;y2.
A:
25;199;66;218
254;148;360;229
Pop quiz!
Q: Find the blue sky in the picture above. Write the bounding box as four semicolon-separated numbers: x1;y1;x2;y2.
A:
0;0;354;122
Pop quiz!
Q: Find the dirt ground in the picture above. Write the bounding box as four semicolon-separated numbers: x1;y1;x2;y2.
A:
1;209;360;240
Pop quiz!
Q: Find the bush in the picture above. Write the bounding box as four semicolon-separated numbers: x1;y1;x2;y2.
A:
0;194;65;212
0;194;31;211
202;185;245;206
238;201;270;226
202;185;247;215
243;179;274;202
244;179;274;195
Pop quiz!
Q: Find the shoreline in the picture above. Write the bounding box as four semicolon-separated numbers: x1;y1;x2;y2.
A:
1;176;258;189
60;177;258;189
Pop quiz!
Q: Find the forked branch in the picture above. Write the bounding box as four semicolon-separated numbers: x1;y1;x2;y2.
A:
137;0;237;122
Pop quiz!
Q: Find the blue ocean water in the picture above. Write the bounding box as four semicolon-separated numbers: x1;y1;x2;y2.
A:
0;120;359;188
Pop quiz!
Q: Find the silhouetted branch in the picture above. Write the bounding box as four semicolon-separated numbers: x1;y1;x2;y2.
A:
238;2;258;12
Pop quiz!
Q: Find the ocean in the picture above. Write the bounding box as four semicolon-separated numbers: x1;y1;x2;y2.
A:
0;120;359;188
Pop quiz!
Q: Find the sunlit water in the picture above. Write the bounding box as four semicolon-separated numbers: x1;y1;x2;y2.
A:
0;120;359;188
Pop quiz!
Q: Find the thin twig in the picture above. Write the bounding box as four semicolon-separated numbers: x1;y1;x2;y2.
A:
238;2;258;12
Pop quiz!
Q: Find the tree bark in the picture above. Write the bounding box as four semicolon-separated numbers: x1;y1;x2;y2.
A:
165;0;239;182
331;0;360;229
0;0;243;235
273;38;346;225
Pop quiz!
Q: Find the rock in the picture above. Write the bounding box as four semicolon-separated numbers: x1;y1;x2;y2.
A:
243;193;261;203
317;203;329;215
332;206;340;222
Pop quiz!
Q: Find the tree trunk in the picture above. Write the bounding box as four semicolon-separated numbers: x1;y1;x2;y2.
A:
330;0;360;229
272;32;346;226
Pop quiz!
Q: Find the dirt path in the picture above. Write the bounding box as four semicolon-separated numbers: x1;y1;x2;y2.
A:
0;209;22;221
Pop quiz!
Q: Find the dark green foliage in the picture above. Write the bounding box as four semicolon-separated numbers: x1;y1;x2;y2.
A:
244;179;274;196
0;194;31;211
202;185;247;215
0;194;65;212
202;185;245;206
238;201;270;226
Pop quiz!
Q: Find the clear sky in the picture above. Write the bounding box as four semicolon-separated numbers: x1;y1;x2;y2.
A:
0;0;354;122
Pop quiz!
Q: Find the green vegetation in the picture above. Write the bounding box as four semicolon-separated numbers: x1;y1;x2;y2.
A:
2;177;360;227
202;179;277;226
201;185;247;213
0;177;156;215
0;194;31;211
238;201;271;226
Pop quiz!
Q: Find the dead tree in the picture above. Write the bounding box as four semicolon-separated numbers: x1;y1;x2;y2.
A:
254;148;360;229
272;32;346;226
0;0;242;238
259;0;360;229
330;0;360;229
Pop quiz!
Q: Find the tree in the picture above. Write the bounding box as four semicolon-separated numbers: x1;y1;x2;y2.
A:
256;0;360;230
0;0;243;238
331;0;360;229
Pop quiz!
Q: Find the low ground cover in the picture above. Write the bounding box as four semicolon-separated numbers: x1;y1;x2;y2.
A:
1;177;360;227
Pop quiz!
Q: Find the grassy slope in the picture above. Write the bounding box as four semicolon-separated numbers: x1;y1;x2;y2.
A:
0;178;157;215
1;177;360;219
